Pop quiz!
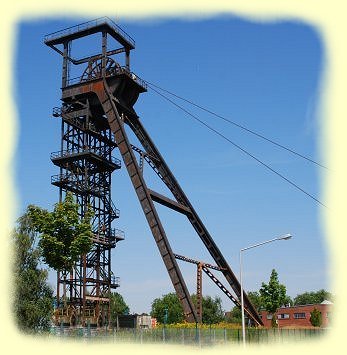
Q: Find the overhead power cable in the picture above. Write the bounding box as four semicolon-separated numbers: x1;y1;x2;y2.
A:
147;84;326;208
145;80;327;170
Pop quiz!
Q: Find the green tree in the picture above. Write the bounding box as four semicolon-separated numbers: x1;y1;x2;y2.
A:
150;293;225;325
259;269;288;327
202;295;224;324
310;308;322;327
150;293;184;324
13;212;54;333
110;292;130;327
294;290;333;306
226;306;242;324
247;291;264;312
191;294;224;324
27;193;93;272
227;291;263;324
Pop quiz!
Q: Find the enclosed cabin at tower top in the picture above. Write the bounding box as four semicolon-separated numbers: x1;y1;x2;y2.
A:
44;17;147;119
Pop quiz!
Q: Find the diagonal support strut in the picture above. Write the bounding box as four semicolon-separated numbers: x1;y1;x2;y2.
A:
60;77;262;326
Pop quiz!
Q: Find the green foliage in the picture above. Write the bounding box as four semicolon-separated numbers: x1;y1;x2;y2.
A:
227;291;263;324
191;294;224;324
310;308;322;327
247;291;264;312
294;290;333;306
13;212;54;333
150;293;224;324
151;293;184;324
203;295;224;324
226;306;242;324
27;193;93;271
259;269;288;327
110;292;130;326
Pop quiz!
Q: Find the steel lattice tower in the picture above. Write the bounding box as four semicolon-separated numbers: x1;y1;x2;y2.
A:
46;18;128;327
45;17;263;327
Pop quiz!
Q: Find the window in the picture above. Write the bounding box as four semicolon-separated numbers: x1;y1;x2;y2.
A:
277;313;290;319
266;314;273;320
294;313;306;319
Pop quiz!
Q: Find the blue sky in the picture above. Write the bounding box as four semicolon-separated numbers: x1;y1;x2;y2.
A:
15;15;328;313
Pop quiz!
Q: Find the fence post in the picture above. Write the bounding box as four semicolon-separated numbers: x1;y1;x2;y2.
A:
224;328;227;343
87;320;91;338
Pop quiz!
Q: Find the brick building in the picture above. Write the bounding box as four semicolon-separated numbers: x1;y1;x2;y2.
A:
260;300;333;328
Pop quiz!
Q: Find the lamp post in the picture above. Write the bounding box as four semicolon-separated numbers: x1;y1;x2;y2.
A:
239;233;292;347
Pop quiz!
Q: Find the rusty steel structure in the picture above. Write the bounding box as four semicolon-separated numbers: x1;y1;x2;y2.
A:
174;254;244;324
45;17;263;327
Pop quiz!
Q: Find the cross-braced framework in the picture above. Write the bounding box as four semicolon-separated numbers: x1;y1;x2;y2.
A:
46;18;130;326
51;100;123;326
174;254;243;323
45;17;263;327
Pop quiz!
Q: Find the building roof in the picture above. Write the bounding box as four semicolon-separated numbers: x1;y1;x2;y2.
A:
275;301;333;310
321;300;333;305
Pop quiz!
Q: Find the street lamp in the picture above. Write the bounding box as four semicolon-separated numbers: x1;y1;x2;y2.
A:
239;233;293;347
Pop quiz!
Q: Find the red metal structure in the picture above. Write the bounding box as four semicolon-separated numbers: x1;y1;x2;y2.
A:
45;17;263;327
